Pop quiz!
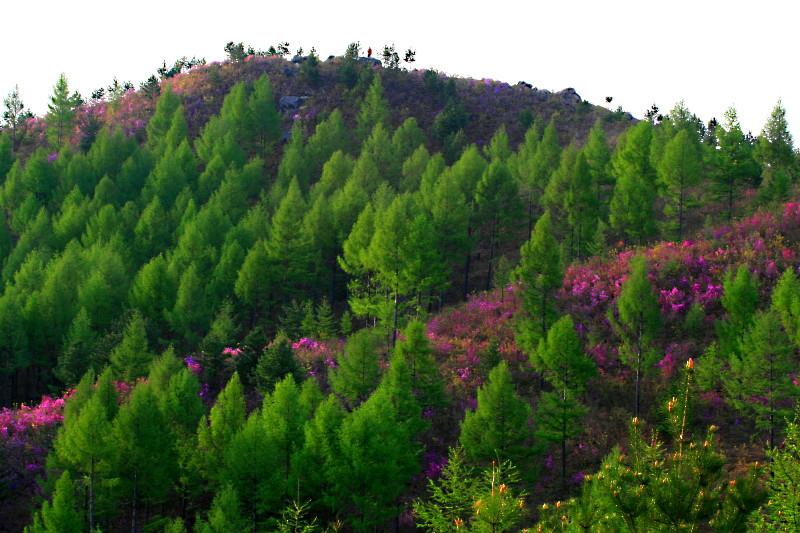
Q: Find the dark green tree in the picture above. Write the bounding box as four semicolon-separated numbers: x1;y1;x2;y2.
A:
474;159;522;290
657;129;702;240
610;255;660;417
533;315;596;486
724;310;798;448
25;472;82;533
46;74;81;148
356;74;391;142
254;334;302;394
459;361;532;465
515;211;563;352
329;328;382;406
609;122;657;243
110;312;153;382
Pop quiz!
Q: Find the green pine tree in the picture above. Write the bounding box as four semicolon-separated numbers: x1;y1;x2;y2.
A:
459;361;532;465
25;472;82;533
533;315;596;486
609;255;660;418
515;211;563;352
329;329;382;406
110;312;153;382
46;74;81;148
657;129;702;241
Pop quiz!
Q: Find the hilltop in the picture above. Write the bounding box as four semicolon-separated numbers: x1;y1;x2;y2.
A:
0;43;798;532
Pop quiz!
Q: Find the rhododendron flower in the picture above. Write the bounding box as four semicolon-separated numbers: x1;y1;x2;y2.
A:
222;347;243;357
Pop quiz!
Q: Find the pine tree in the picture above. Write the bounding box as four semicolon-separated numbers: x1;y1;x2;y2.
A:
474;159;522;290
459;361;532;465
111;382;175;532
484;125;512;162
26;472;82;533
533;315;596;486
609;121;657;244
55;308;96;386
3;84;31;151
146;86;181;153
300;300;317;338
197;373;246;484
54;391;112;531
201;301;240;363
515;211;563;352
268;178;314;303
195;484;249;533
235;241;275;326
275;123;310;193
340;311;353;336
356;74;390;142
724;310;798;448
292;395;346;514
0;133;13;178
755;99;795;170
392;117;426;164
330;329;383;406
110;312;153;382
255;334;302;394
315;298;337;340
46;74;81;148
584;119;613;216
413;446;526;533
657;129;702;240
715;107;760;220
717;264;759;357
755;407;800;530
248;74;282;151
610;255;660;417
564;152;599;259
334;385;419;531
529;119;561;210
222;410;275;528
394;320;444;409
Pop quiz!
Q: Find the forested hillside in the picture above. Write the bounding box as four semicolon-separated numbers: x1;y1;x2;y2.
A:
1;43;799;532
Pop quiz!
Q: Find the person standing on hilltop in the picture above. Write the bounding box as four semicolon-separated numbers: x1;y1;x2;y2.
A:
367;47;372;57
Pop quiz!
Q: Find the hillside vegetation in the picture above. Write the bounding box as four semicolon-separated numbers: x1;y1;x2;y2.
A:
1;43;799;532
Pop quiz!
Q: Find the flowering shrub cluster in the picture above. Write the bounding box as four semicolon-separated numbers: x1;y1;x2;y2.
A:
290;337;343;378
427;288;524;394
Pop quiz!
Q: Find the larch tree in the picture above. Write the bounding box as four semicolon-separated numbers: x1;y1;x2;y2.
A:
110;382;175;533
755;99;795;170
197;373;246;484
474;158;522;290
715;107;760;220
329;328;383;406
356;74;391;143
25;472;83;533
657;129;702;241
110;311;153;382
609;121;657;244
610;255;660;418
724;310;798;449
533;315;596;486
46;74;81;148
515;211;563;353
459;361;532;465
393;320;445;410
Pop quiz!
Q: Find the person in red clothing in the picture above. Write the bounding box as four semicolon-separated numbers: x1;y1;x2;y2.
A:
367;47;372;58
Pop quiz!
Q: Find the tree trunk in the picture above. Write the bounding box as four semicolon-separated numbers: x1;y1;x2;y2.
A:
392;286;399;348
89;458;95;532
131;471;138;533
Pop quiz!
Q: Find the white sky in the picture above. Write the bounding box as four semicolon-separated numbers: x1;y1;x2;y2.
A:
1;0;798;141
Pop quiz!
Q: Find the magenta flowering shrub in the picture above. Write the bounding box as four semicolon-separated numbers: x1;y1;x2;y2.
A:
427;288;524;395
290;337;343;380
1;395;68;524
